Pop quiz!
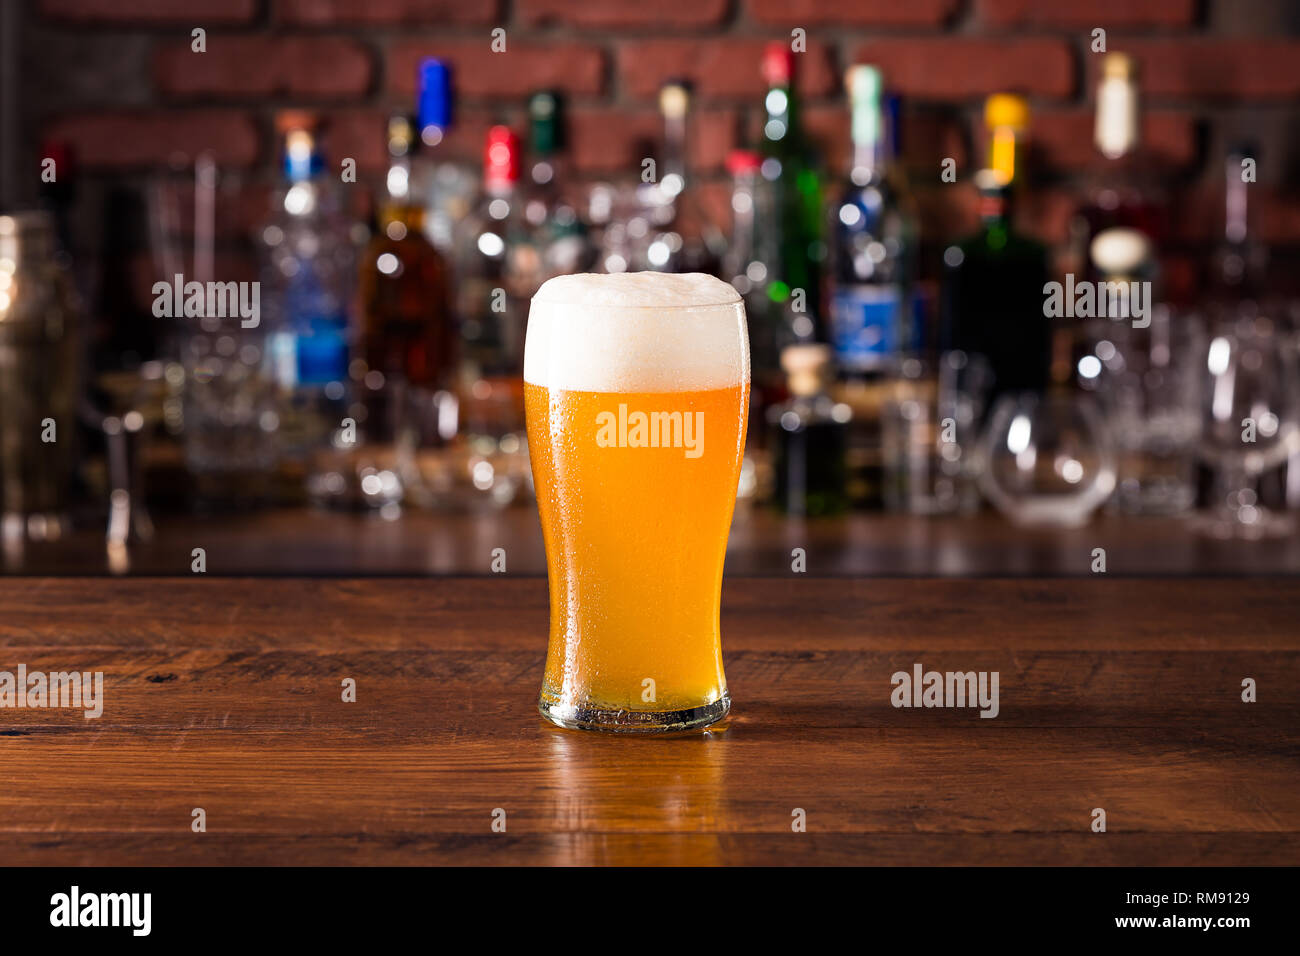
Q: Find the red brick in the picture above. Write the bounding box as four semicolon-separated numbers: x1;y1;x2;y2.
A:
695;180;734;237
852;38;1075;99
1169;183;1300;243
316;110;389;174
43;111;260;168
902;114;969;175
155;37;373;98
804;105;967;179
318;108;501;171
130;252;257;310
915;182;980;242
40;0;256;24
748;0;958;27
519;0;728;28
620;39;836;100
278;0;501;25
1095;40;1300;100
977;0;1195;28
1017;186;1079;245
1257;192;1300;243
1031;110;1197;170
917;184;1076;247
146;176;376;241
568;108;739;174
138;182;273;240
800;106;849;173
1160;253;1198;306
388;41;605;98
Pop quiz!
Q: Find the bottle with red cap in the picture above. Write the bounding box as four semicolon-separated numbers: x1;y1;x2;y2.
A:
453;124;541;379
758;41;825;339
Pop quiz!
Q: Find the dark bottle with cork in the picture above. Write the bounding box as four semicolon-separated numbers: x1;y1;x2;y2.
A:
768;344;850;517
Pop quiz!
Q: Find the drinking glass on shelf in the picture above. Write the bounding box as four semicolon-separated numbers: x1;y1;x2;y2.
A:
1078;305;1204;515
980;391;1116;528
149;159;279;504
881;351;991;515
397;376;529;511
1193;310;1300;538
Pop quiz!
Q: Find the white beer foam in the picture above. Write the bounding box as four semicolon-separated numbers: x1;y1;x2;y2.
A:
525;273;750;392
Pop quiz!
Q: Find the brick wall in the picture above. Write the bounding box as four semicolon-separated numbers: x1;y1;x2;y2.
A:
13;0;1300;303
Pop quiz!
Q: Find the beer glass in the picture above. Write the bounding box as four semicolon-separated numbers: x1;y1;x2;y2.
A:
525;272;750;732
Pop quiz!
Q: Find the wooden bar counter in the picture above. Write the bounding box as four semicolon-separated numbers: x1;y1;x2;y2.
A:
2;577;1296;865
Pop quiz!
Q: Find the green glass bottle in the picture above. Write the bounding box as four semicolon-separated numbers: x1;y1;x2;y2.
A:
759;42;825;339
941;94;1051;405
526;91;593;279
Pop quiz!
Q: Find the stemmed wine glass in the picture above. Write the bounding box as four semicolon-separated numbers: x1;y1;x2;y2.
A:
1194;310;1300;538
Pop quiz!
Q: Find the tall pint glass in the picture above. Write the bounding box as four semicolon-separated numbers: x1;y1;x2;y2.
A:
525;272;750;733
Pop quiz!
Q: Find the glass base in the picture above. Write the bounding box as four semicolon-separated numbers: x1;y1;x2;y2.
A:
1189;504;1294;540
538;693;729;734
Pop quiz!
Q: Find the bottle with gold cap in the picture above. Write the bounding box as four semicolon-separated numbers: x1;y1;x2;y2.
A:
984;92;1029;188
940;93;1051;406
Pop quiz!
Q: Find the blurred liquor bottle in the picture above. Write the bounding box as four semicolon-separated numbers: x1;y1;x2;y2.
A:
725;149;784;418
1205;142;1286;509
357;114;457;448
0;211;81;538
759;42;825;338
643;80;726;274
98;185;159;376
826;66;918;508
1212;141;1266;298
453;125;539;380
524;91;595;280
828;67;916;373
37;138;76;261
414;59;476;255
941;94;1051;406
260;116;356;465
1076;53;1165;283
768;344;850;517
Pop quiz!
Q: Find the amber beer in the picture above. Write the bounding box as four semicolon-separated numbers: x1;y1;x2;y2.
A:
525;272;750;732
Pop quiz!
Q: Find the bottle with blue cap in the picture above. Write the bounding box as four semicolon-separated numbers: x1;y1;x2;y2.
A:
411;58;476;253
259;111;357;485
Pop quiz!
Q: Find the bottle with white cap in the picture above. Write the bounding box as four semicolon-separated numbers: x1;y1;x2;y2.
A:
1078;52;1165;285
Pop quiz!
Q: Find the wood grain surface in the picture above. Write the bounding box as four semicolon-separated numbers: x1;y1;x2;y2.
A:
1;578;1297;865
6;508;1300;576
